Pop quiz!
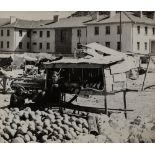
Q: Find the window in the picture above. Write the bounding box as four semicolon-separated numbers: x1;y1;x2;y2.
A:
117;26;121;34
105;42;110;48
94;27;99;35
60;30;65;42
39;43;42;49
153;28;155;35
40;31;43;37
33;31;37;34
137;26;140;34
1;30;3;36
137;42;140;50
1;41;3;48
145;27;148;35
7;30;10;36
33;42;37;45
145;42;147;50
7;41;9;48
117;42;121;51
77;29;81;37
27;42;30;49
77;42;82;49
46;42;50;50
106;26;110;35
27;31;30;38
47;31;50;37
19;30;22;37
19;42;22;49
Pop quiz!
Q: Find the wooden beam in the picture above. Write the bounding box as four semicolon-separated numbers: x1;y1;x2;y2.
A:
45;63;103;69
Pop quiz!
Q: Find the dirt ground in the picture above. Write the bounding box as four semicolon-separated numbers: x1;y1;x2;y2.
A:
0;71;155;121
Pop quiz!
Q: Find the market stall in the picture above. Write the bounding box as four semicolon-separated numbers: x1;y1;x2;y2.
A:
44;43;138;117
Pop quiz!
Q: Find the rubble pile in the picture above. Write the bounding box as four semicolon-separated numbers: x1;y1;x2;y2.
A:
71;113;155;143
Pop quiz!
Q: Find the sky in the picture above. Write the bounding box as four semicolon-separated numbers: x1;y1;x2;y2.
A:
0;11;75;20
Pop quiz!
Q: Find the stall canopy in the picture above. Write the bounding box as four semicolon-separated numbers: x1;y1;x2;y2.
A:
0;54;13;67
44;43;137;73
44;55;124;69
23;55;37;62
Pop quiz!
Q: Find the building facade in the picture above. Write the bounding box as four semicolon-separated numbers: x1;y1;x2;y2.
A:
30;28;55;53
85;12;155;54
0;12;155;56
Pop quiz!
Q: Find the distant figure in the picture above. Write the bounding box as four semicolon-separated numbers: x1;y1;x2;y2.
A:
9;85;26;108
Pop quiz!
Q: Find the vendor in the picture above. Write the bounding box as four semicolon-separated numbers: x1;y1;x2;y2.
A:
9;85;26;108
45;71;63;105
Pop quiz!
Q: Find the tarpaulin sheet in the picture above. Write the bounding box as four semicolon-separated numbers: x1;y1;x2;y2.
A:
11;54;24;66
110;55;137;74
84;42;125;57
113;73;126;82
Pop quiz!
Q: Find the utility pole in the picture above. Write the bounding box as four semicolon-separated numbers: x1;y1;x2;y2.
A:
120;11;122;52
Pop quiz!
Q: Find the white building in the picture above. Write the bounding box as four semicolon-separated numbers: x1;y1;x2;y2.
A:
0;12;155;57
0;17;53;53
33;16;90;55
85;12;155;55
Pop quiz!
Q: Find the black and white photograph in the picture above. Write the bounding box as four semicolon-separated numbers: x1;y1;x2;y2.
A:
0;9;155;144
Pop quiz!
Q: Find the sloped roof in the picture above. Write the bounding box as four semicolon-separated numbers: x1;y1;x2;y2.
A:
0;18;10;26
85;12;155;25
37;16;92;28
125;12;155;25
2;19;53;29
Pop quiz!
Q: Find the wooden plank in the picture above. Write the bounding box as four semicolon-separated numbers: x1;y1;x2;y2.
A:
59;101;133;114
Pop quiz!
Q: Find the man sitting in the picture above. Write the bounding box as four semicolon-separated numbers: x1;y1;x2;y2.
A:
9;85;26;108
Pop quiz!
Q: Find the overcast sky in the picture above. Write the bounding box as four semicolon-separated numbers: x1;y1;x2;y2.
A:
0;11;75;20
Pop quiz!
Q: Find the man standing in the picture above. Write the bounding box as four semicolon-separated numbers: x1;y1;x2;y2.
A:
45;71;63;106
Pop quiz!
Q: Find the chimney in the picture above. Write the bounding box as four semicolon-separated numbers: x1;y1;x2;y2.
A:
139;11;143;18
110;11;116;17
150;11;155;20
53;15;59;22
97;12;100;20
10;16;16;24
136;11;143;18
90;11;100;21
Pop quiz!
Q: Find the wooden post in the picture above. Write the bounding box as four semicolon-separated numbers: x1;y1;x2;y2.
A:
102;66;108;115
120;11;122;52
2;77;7;94
123;90;127;118
141;55;151;91
45;69;49;90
